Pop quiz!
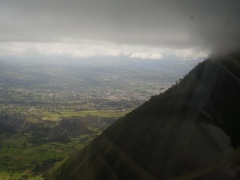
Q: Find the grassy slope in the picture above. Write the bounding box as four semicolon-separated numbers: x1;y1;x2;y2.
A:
0;133;90;177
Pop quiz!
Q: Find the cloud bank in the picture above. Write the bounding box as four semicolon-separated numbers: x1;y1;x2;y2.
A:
0;0;239;59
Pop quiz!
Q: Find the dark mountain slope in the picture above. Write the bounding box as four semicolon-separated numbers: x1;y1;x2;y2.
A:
45;52;240;179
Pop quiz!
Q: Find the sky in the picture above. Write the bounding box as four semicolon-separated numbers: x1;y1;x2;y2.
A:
0;0;239;60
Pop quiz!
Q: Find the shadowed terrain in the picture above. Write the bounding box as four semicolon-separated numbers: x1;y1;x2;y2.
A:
45;52;240;179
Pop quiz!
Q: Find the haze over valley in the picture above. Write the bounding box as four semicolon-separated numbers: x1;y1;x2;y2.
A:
0;56;202;179
0;0;239;179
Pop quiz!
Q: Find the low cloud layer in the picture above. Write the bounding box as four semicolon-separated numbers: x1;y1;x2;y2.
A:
0;0;239;59
0;42;207;60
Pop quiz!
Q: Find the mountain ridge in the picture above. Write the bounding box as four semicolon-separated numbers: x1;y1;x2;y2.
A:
45;52;240;179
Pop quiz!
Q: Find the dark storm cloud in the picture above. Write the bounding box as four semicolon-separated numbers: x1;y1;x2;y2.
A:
0;0;240;53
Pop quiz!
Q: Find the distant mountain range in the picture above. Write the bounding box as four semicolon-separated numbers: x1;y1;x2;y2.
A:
45;52;240;179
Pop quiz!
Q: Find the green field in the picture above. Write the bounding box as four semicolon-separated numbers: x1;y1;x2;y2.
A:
60;110;129;118
41;109;130;121
0;109;129;179
0;133;95;179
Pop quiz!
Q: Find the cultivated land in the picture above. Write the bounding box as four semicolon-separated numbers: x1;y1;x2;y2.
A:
0;57;199;179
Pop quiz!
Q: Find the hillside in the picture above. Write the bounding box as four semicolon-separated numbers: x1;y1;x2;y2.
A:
45;52;240;179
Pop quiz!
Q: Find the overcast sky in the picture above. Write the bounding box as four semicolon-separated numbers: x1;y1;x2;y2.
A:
0;0;239;60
